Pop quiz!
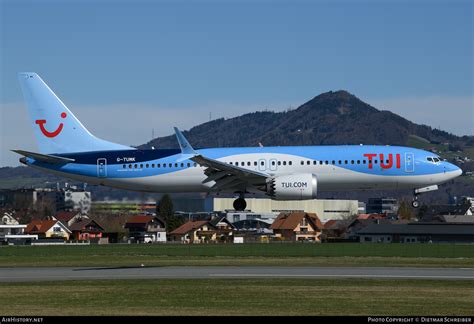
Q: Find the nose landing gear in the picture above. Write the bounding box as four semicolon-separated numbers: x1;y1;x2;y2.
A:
411;196;420;208
233;194;247;211
411;185;438;208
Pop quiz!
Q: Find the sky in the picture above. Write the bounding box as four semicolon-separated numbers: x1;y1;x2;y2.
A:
0;0;473;166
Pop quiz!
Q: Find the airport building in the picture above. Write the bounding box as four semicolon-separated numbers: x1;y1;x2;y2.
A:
212;198;360;222
171;197;360;222
365;198;398;214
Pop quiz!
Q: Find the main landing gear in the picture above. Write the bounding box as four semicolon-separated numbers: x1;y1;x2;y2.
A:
233;194;247;211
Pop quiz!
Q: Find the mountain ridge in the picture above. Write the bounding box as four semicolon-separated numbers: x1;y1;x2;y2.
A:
139;90;471;150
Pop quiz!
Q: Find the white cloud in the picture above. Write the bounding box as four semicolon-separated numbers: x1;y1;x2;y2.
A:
370;96;474;137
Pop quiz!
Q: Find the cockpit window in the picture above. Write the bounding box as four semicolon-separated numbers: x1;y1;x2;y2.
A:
427;157;441;163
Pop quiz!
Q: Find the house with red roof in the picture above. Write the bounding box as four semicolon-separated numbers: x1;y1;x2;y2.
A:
124;215;166;243
169;220;217;243
25;219;71;240
270;212;323;242
69;219;105;241
53;211;84;227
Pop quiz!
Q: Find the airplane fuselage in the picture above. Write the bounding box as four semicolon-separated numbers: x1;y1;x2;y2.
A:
22;145;462;195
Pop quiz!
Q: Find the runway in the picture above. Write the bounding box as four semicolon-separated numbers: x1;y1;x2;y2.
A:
1;266;474;282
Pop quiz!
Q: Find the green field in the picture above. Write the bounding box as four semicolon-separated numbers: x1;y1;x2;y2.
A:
1;278;473;316
1;243;473;268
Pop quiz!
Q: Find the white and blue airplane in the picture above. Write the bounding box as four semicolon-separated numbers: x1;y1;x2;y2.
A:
13;73;462;210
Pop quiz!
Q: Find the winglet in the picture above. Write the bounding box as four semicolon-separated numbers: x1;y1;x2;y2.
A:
174;127;197;155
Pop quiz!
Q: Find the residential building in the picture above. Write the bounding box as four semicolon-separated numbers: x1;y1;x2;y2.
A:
270;212;323;242
169;220;217;243
69;219;105;241
1;211;19;225
25;220;71;240
357;223;474;243
0;224;38;244
54;211;87;227
209;216;235;242
124;215;166;243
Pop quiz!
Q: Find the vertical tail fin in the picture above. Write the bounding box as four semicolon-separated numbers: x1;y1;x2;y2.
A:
18;72;133;154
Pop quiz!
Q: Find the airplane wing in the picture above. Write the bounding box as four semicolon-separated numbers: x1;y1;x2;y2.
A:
173;128;269;191
11;150;75;164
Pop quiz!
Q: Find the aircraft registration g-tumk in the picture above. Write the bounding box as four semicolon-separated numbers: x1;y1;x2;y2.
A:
14;73;462;210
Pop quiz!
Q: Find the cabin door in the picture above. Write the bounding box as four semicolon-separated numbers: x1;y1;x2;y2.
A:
404;153;414;173
97;158;107;178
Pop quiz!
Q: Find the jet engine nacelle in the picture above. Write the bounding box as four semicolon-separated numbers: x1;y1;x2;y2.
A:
267;173;317;200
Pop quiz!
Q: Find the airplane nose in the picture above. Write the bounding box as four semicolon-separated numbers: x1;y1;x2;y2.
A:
454;166;463;177
444;162;462;178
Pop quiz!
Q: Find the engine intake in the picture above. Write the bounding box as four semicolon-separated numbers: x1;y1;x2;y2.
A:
267;173;317;200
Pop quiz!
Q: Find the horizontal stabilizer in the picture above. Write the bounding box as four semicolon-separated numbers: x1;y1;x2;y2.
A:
11;150;75;164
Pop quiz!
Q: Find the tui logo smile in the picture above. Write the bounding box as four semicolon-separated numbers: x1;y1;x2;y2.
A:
35;112;67;138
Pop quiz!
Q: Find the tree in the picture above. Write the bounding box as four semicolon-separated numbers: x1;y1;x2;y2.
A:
158;194;183;232
398;200;415;220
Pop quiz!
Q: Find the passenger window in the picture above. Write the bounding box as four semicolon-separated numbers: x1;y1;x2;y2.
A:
289;161;292;166
230;162;233;165
158;164;161;168
351;160;354;164
129;164;132;169
277;161;281;166
325;161;328;165
357;160;360;164
180;163;184;167
271;161;275;166
301;161;304;165
374;160;378;164
146;164;149;168
235;162;239;166
260;161;264;166
123;164;126;169
427;157;433;162
254;161;257;166
152;164;155;168
319;161;323;165
187;163;190;167
307;161;311;165
247;162;251;166
362;160;366;164
338;160;342;164
332;160;335;165
140;164;143;168
345;160;348;164
283;161;287;166
169;163;172;168
134;164;138;169
313;161;317;165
